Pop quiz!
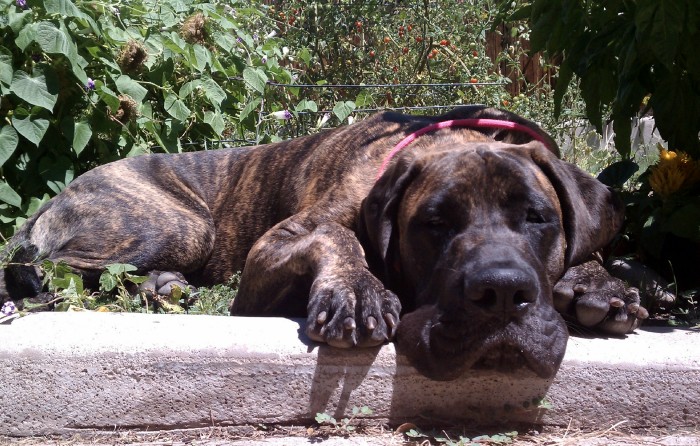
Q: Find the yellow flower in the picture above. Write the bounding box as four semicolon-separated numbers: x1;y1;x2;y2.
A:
649;145;700;198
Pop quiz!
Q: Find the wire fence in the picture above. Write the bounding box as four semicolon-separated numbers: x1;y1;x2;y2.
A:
151;78;506;151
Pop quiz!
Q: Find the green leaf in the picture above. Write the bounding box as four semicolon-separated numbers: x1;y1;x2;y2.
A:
15;22;37;51
0;126;18;167
33;21;88;83
99;271;118;292
43;0;85;19
38;156;74;194
125;273;148;285
52;273;84;295
34;21;74;56
239;97;262;121
190;44;211;72
612;116;632;159
179;79;201;98
635;0;685;68
204;111;225;136
0;47;12;87
666;204;700;241
332;101;356;123
298;47;312;65
98;84;120;112
10;69;59;111
354;90;373;108
7;9;32;34
201;77;226;108
0;181;22;208
295;99;317;112
12;112;50;146
597;160;639;188
243;67;267;94
72;121;92;156
164;93;191;121
115;75;148;103
26;194;50;216
105;263;138;276
552;63;573;119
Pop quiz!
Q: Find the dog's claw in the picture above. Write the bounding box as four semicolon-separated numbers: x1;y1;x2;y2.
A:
366;315;377;331
609;297;625;308
384;313;396;329
343;317;356;331
573;284;587;294
317;311;328;324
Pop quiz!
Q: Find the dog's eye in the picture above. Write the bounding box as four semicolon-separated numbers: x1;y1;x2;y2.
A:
526;208;546;224
424;215;447;228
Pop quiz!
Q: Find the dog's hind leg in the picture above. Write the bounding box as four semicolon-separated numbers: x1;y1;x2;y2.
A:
0;242;44;307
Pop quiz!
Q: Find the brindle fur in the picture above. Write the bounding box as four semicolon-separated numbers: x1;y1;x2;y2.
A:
0;106;646;380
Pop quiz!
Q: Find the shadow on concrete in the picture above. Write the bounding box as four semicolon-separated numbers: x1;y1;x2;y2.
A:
307;345;382;420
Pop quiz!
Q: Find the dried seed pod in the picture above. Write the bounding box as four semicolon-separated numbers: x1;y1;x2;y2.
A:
114;94;138;124
117;40;148;73
181;12;208;45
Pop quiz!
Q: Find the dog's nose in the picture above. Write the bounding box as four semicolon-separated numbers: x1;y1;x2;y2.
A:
465;268;538;314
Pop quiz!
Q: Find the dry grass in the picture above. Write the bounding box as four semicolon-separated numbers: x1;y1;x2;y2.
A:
1;423;699;446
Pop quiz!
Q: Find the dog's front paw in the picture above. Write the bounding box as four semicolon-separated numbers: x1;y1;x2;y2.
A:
305;269;400;348
553;260;649;335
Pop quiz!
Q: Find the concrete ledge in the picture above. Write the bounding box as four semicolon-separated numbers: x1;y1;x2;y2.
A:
1;313;698;436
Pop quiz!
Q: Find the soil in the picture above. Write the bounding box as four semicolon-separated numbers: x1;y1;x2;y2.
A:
1;424;699;446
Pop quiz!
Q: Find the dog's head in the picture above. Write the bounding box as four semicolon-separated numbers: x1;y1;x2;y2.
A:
359;138;624;380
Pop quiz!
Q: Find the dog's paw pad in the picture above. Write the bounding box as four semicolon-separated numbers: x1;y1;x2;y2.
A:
140;270;193;298
554;260;648;335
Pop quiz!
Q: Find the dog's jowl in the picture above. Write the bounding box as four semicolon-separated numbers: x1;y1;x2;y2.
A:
0;106;647;380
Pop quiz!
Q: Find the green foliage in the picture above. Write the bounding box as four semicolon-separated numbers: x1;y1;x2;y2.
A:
258;0;573;135
188;273;240;315
24;259;235;315
497;0;700;159
404;427;518;446
34;260;148;312
0;0;297;237
315;406;373;433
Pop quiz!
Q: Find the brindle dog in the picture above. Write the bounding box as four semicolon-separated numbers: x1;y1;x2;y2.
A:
0;106;646;380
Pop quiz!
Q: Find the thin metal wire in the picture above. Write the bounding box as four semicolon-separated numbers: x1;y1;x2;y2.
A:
226;78;506;88
295;104;483;114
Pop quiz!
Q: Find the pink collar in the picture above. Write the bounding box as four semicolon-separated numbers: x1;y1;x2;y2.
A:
376;118;554;179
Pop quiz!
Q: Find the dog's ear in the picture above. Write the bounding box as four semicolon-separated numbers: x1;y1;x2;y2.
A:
358;156;421;281
524;142;625;267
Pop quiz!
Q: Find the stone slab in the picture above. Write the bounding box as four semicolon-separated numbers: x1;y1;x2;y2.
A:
0;313;698;436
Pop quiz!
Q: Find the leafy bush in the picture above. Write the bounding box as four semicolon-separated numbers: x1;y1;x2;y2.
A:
0;0;301;237
497;0;700;159
257;0;584;137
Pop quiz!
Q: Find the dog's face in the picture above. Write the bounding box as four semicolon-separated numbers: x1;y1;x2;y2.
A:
360;140;624;380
